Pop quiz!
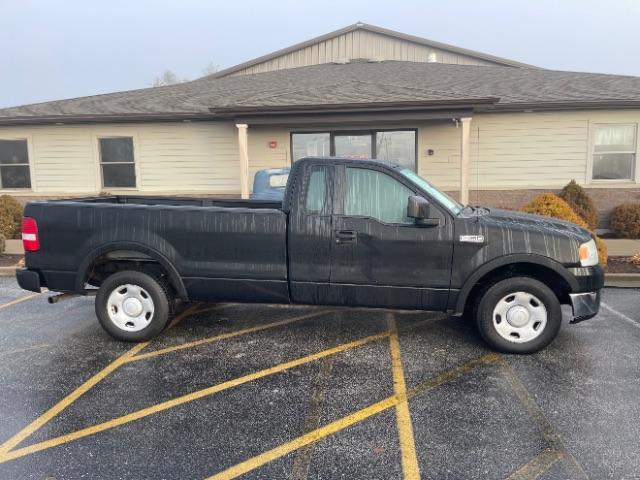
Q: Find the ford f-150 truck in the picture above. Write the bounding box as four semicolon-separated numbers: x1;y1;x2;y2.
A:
17;157;604;353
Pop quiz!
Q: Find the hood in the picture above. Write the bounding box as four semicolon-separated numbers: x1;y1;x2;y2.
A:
455;207;593;267
476;208;592;242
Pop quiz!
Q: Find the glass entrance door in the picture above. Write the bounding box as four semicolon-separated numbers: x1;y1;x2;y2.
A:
333;134;372;159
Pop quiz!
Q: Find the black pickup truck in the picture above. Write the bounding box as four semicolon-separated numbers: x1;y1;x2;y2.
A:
17;157;604;353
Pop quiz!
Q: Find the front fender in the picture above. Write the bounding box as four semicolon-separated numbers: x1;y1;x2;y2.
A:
452;254;578;315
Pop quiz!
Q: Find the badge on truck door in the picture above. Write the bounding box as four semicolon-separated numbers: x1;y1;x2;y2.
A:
459;235;485;244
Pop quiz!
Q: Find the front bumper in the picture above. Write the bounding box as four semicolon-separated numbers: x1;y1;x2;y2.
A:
567;265;605;292
569;290;601;324
565;265;604;324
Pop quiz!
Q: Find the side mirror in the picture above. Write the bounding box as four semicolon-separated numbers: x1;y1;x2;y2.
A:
407;195;439;227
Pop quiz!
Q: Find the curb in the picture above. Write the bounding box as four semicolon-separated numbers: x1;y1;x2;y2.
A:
0;267;17;277
605;273;640;288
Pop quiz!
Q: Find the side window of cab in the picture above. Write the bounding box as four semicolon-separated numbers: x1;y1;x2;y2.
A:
344;167;414;224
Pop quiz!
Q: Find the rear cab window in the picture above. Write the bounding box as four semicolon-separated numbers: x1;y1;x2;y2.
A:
304;165;330;214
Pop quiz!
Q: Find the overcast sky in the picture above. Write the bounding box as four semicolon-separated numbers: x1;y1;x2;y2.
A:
1;0;639;108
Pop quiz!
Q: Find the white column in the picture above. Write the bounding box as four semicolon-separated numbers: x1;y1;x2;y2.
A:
459;117;472;205
236;123;249;199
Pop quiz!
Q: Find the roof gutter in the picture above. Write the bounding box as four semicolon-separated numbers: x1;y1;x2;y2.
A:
484;100;640;112
3;99;640;126
0;112;216;127
208;98;500;117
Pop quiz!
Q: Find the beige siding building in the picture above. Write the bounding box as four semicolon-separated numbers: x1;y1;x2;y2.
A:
1;23;639;223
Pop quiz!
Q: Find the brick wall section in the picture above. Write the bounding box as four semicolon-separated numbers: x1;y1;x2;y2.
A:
446;187;640;227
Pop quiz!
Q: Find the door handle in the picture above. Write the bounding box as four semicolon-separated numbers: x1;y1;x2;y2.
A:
335;230;357;244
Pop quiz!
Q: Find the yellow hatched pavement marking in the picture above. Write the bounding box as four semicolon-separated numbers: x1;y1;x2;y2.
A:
496;356;589;480
128;310;328;362
207;397;400;480
0;292;41;311
0;303;200;456
387;315;420;480
0;341;146;455
0;331;389;464
206;353;500;480
507;447;564;480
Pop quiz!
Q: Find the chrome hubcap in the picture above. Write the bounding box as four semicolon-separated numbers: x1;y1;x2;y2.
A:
106;284;154;332
492;292;547;343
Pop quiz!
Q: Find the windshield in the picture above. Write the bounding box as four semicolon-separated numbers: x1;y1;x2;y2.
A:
399;168;463;215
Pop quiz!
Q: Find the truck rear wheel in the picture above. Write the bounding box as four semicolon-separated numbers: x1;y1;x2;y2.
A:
95;270;170;342
476;276;562;354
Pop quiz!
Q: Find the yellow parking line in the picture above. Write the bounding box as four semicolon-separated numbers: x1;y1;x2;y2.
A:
183;304;229;316
399;315;447;333
208;396;400;480
387;315;420;480
128;311;328;363
290;324;341;480
0;303;200;455
206;353;498;480
0;342;148;455
507;447;564;480
0;292;41;311
0;331;389;464
408;352;500;399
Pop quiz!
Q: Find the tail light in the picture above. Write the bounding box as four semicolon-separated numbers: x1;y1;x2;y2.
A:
22;217;40;252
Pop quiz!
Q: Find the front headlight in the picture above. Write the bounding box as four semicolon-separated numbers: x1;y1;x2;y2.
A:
579;239;599;267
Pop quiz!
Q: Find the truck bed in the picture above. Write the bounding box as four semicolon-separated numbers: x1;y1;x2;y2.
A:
24;195;289;303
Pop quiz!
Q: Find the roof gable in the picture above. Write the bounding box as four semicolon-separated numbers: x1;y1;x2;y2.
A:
213;22;536;78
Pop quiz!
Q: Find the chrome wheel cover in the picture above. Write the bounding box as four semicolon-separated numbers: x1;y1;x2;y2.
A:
106;284;155;332
492;291;547;343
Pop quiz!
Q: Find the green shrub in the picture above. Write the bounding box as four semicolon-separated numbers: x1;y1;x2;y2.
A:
610;203;640;238
0;233;5;254
0;195;23;239
521;193;588;228
522;193;607;267
558;180;599;230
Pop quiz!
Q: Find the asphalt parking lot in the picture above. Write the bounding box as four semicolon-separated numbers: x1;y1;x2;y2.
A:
0;278;638;480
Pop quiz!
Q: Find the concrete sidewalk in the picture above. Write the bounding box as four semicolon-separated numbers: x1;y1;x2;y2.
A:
605;239;640;257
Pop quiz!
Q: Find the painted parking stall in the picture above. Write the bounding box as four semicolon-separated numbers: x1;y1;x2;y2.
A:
0;278;638;479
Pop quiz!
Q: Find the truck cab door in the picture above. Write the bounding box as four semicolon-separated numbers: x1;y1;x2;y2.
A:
328;164;454;310
287;163;334;304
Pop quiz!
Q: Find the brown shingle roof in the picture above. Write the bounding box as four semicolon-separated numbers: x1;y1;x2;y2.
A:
2;61;640;124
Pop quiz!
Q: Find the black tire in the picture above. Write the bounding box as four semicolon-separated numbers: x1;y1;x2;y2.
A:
476;276;562;354
95;270;171;342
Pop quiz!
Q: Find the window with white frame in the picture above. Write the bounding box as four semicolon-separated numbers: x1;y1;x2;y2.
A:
99;137;136;188
592;124;637;180
0;139;31;189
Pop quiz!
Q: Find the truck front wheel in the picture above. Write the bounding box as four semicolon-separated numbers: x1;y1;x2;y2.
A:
95;270;171;342
476;277;562;354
